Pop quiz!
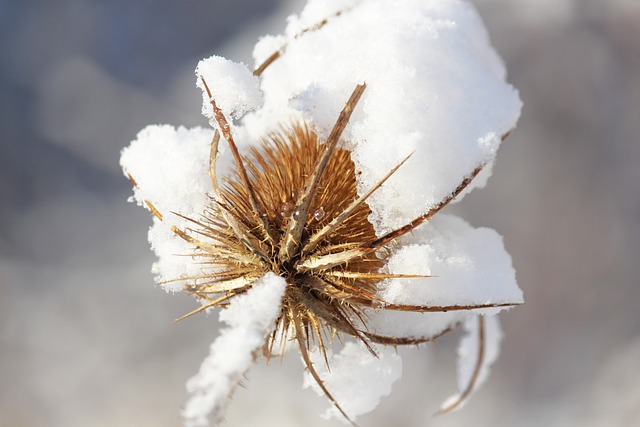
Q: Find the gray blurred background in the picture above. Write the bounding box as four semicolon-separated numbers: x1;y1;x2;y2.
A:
2;1;639;426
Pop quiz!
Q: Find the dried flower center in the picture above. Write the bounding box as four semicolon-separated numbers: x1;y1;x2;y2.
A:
191;124;383;341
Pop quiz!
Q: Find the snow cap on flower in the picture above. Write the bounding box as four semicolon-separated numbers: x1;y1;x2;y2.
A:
243;0;522;232
196;56;262;121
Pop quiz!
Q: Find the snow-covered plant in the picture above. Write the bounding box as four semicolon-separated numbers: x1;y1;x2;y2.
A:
120;0;523;425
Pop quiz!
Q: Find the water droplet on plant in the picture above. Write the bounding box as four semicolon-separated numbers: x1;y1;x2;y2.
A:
280;202;293;218
314;206;326;221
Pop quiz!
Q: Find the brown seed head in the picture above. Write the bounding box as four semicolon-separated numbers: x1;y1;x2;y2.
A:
185;123;384;351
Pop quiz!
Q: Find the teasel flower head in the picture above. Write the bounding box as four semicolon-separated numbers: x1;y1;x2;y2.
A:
121;0;524;425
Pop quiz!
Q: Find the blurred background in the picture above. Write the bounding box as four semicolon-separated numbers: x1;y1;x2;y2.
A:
1;0;639;426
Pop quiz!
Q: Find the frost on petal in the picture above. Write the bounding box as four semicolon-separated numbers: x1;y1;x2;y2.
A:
241;0;522;232
303;342;403;422
365;214;522;340
181;273;287;427
439;314;503;413
196;56;262;121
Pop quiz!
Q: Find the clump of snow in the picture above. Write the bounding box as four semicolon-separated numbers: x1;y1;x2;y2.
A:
120;125;218;290
365;215;521;341
382;214;522;307
243;0;522;232
303;342;403;422
181;273;287;427
196;56;262;122
121;125;213;218
439;314;503;412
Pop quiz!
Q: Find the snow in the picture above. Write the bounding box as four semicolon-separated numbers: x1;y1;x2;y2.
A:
120;125;217;290
243;0;522;232
381;214;522;307
304;342;403;422
195;56;262;121
121;125;212;219
365;214;521;342
181;273;287;427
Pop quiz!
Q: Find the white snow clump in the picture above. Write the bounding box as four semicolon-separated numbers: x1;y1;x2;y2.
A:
304;342;403;421
181;273;287;427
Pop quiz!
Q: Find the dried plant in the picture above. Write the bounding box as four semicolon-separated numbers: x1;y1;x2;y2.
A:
123;2;523;425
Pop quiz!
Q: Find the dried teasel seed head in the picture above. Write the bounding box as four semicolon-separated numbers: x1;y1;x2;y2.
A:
122;2;524;422
160;81;518;424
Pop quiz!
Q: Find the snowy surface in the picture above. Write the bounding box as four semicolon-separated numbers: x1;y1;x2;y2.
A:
366;214;521;341
244;0;522;232
121;125;217;290
195;56;262;121
304;342;403;422
120;0;523;422
181;273;287;427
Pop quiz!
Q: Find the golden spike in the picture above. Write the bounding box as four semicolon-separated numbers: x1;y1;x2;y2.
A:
302;151;413;256
279;83;366;263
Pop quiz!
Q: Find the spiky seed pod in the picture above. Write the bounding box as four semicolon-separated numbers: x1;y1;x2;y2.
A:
125;7;522;422
186;122;384;348
147;79;517;423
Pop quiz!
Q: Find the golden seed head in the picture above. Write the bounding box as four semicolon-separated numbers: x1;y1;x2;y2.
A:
188;123;383;352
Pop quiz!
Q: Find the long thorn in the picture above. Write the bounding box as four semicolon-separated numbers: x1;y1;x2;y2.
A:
364;323;458;346
200;76;279;247
302;151;413;256
368;130;513;250
324;271;430;280
369;162;485;249
292;310;356;426
279;83;366;263
208;129;222;199
380;301;522;313
253;8;350;76
205;133;271;260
